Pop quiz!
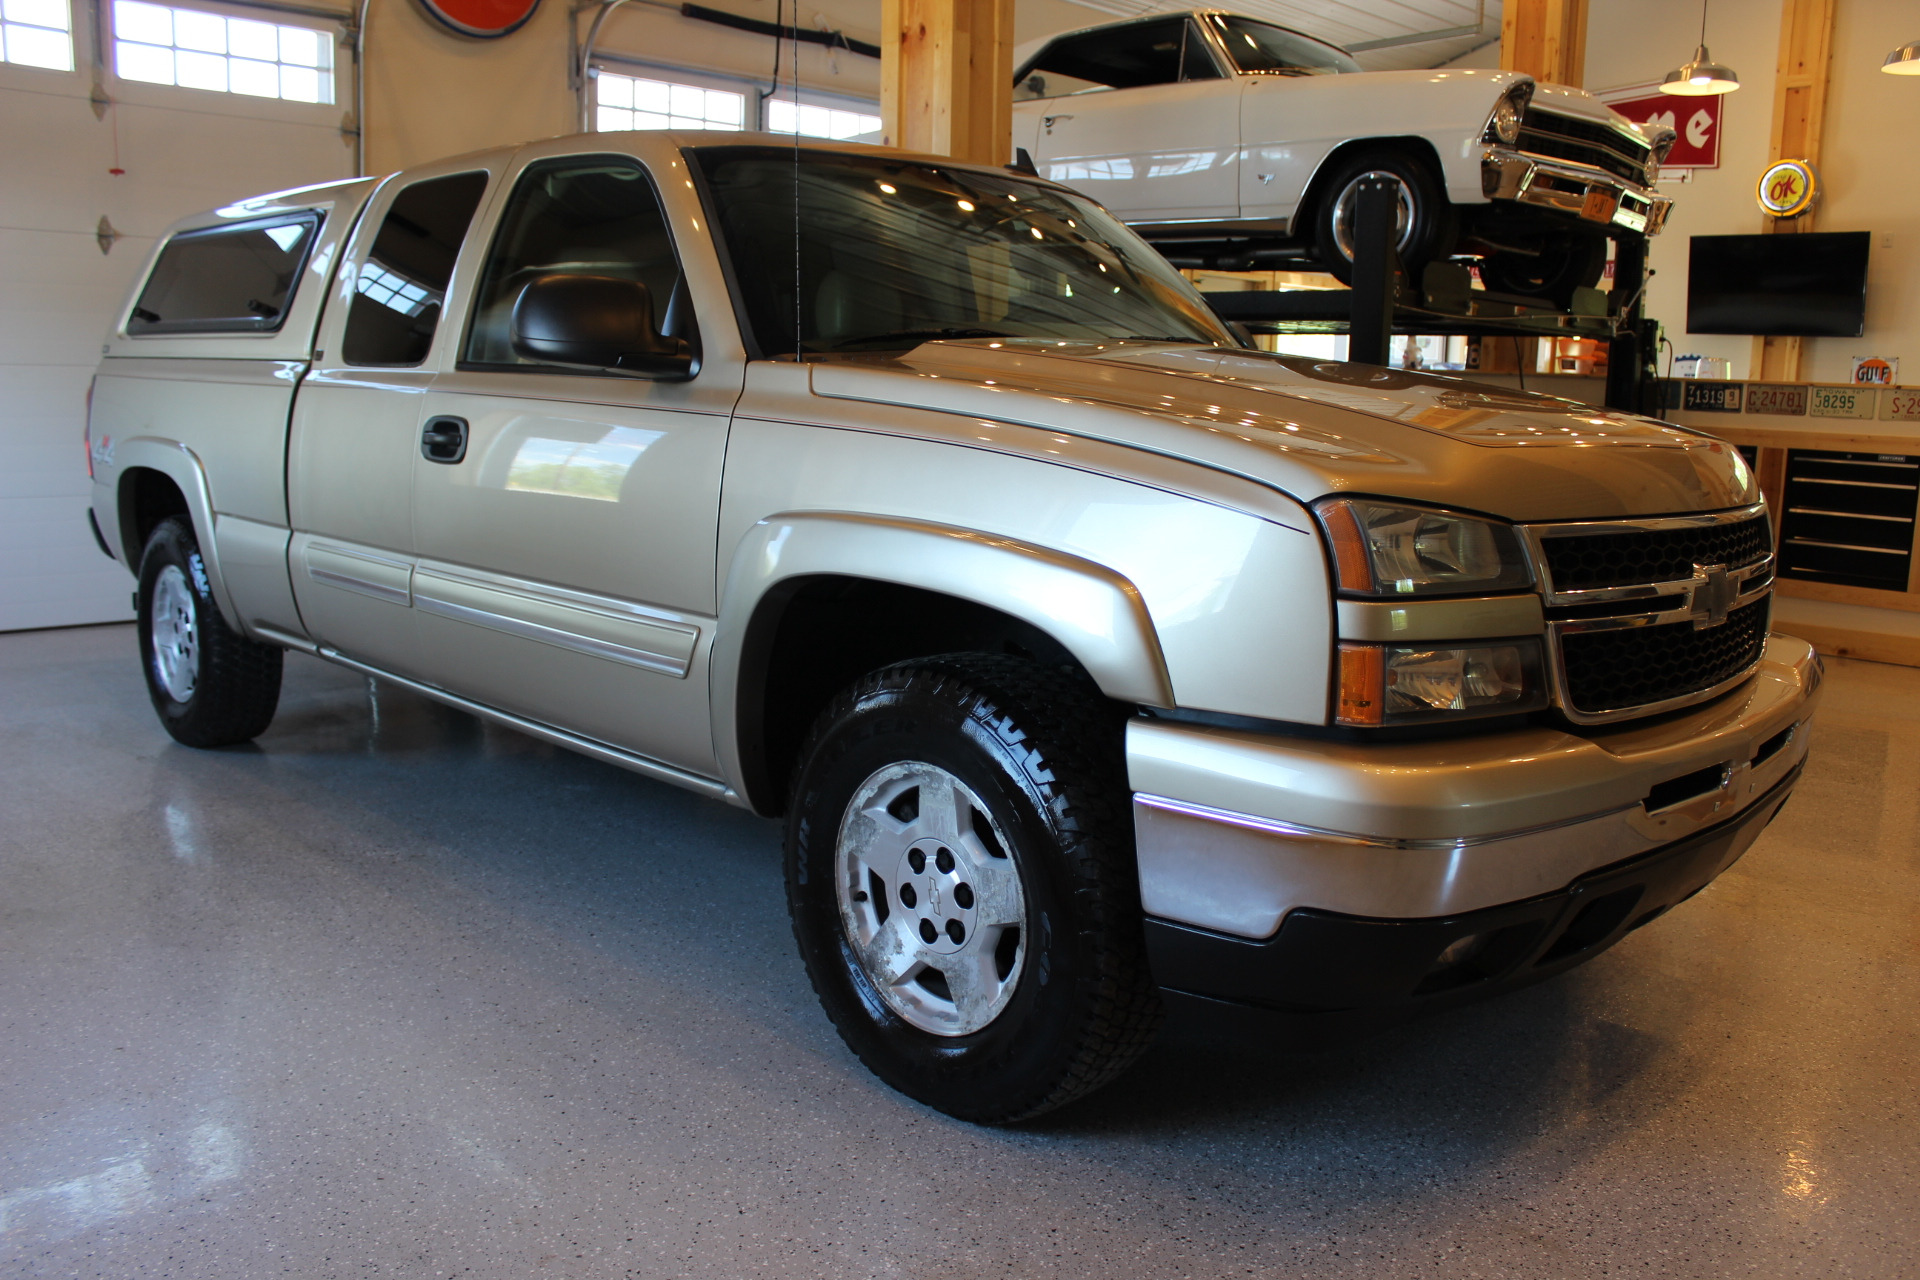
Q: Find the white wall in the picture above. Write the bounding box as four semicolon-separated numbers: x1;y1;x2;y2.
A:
0;0;352;631
1584;0;1785;379
1586;0;1920;382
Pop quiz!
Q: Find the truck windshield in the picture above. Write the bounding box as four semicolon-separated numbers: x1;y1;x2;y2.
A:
692;146;1234;357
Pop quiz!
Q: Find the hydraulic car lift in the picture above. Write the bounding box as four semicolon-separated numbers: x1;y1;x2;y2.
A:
1198;176;1661;416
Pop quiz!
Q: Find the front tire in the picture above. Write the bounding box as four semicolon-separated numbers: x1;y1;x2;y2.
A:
137;517;283;747
1312;147;1456;286
785;655;1161;1123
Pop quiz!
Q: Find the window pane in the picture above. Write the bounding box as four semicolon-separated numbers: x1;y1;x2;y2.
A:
6;21;73;67
114;38;171;81
596;104;631;131
596;72;630;108
6;0;69;31
277;24;317;66
128;215;319;334
633;78;667;113
342;171;487;366
464;156;690;369
114;1;171;45
227;17;275;60
228;56;276;96
174;46;224;89
278;62;318;101
171;7;222;52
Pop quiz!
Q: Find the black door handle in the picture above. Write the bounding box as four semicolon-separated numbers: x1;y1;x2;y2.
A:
420;415;468;463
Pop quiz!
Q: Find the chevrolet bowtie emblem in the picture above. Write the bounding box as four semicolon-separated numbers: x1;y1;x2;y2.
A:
1688;563;1736;629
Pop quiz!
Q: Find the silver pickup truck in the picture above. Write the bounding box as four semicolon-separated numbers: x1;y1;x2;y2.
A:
86;132;1819;1123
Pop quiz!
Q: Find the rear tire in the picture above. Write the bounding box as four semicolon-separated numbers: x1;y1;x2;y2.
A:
785;654;1161;1123
1312;147;1457;285
137;517;283;747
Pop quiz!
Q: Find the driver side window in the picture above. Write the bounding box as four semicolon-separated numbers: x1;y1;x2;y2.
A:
1014;17;1220;100
461;155;694;370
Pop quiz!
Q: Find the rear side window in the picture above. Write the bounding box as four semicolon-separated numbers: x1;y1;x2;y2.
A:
342;171;489;367
127;213;320;334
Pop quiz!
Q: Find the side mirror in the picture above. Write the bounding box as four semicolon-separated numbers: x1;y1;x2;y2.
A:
510;273;694;379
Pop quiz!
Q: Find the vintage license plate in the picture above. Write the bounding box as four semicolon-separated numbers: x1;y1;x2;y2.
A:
1744;385;1807;416
1682;381;1744;412
1581;189;1619;223
1881;389;1920;421
1809;385;1877;419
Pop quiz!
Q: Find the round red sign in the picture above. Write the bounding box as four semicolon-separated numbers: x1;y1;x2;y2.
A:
417;0;541;39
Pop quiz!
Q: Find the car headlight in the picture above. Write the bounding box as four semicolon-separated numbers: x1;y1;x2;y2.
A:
1488;94;1523;145
1316;497;1533;597
1337;639;1548;726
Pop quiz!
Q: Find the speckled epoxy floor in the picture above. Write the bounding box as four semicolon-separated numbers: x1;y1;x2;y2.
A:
3;623;1917;1279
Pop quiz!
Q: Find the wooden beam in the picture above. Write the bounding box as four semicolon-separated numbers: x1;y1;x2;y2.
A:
1500;0;1587;87
1753;0;1836;382
880;0;1014;165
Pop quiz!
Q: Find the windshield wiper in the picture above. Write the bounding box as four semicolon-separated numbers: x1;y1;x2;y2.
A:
1121;335;1213;344
816;327;1014;351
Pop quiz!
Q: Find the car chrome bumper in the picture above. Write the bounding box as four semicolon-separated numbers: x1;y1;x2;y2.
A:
1127;634;1822;941
1480;147;1673;236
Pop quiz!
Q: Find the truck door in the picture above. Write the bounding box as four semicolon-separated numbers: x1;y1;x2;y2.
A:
1018;16;1240;223
287;159;502;678
407;149;743;778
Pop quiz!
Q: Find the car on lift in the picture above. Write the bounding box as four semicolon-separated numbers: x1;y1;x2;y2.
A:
1013;9;1676;305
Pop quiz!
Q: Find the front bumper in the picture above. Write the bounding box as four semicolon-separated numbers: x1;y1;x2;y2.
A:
1127;634;1820;1009
1481;147;1672;236
1146;760;1798;1020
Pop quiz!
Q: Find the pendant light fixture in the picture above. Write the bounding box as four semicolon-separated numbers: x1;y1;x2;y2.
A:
1884;40;1920;75
1661;0;1739;96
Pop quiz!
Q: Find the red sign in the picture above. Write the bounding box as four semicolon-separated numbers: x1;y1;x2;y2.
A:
1597;84;1722;169
417;0;540;38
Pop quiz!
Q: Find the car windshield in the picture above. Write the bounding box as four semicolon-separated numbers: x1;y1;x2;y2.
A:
692;146;1235;357
1210;15;1360;76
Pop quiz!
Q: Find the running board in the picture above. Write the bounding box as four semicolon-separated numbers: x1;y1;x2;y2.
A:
313;646;739;804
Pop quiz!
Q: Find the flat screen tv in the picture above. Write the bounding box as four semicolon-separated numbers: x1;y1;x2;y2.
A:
1688;231;1869;337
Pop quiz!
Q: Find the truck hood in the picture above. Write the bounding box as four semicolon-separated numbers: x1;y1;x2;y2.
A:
809;340;1755;522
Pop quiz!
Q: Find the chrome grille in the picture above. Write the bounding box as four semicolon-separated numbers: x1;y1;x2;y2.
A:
1517;109;1652;186
1521;505;1774;724
1560;599;1770;715
1540;513;1772;592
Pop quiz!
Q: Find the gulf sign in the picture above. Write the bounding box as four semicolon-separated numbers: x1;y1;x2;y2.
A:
1597;84;1721;169
418;0;541;38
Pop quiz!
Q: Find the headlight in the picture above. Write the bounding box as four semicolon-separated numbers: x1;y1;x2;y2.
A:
1316;497;1532;597
1337;639;1548;726
1488;95;1523;145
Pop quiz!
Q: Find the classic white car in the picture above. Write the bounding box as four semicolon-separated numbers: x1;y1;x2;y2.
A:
1013;9;1674;304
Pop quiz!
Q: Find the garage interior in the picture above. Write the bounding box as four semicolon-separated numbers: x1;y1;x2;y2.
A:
5;1;1920;1276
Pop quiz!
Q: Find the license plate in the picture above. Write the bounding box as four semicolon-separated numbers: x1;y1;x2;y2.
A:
1581;189;1618;222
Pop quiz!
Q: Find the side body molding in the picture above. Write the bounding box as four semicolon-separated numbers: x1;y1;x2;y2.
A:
710;511;1175;801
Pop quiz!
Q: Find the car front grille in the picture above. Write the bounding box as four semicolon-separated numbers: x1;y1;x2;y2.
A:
1517;109;1652;186
1560;598;1770;715
1540;514;1773;591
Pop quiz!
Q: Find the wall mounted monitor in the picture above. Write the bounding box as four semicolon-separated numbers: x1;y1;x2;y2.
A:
1687;231;1870;337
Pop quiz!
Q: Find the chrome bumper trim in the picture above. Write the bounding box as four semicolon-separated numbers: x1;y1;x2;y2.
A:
1481;148;1673;236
